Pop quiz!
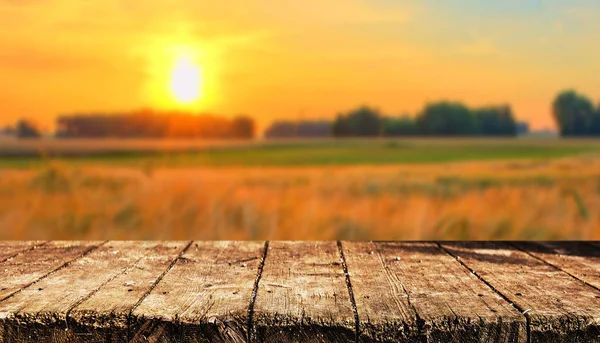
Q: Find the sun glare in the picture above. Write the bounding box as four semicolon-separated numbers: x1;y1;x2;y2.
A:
170;56;202;104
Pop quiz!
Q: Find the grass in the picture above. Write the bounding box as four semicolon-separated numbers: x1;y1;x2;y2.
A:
0;138;599;168
1;138;600;240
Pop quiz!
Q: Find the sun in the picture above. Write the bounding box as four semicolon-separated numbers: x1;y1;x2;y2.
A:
169;56;202;104
140;42;220;110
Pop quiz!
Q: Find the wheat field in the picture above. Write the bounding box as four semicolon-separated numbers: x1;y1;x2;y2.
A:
1;148;599;240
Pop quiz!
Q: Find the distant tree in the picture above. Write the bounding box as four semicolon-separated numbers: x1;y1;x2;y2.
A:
331;114;348;136
56;112;257;139
0;125;16;135
473;105;517;136
16;119;41;139
498;106;518;135
590;104;600;135
416;101;477;135
231;116;255;139
552;90;595;136
265;120;331;139
516;121;530;135
265;121;297;138
332;106;383;137
382;115;418;136
296;120;331;138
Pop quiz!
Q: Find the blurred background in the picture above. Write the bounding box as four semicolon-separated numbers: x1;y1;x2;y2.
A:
1;1;599;240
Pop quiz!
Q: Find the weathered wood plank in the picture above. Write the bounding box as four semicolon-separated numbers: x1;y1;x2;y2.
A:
378;242;526;343
251;241;355;343
441;242;600;343
0;241;167;343
340;241;419;342
0;241;45;263
130;241;266;343
512;242;600;290
343;242;526;342
0;241;101;301
67;241;190;343
1;240;600;342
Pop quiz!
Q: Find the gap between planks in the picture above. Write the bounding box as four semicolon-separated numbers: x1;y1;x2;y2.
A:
0;241;48;265
507;242;600;295
0;241;536;342
246;241;269;343
3;241;600;343
337;241;360;343
125;241;194;342
0;241;106;304
507;241;600;343
436;242;532;343
65;254;148;331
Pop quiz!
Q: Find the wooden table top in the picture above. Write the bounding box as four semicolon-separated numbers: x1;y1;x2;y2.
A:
0;241;599;343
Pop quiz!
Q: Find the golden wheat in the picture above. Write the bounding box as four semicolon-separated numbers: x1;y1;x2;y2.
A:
0;155;599;240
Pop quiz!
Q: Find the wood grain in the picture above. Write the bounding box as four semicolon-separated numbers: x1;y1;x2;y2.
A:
512;242;600;290
0;241;45;263
0;241;164;343
0;241;101;301
343;242;526;342
340;241;419;342
1;241;600;342
130;241;266;343
251;241;355;343
69;241;190;343
441;241;600;343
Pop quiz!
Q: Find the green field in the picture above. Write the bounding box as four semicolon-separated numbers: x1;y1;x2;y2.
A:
2;137;600;240
1;138;600;168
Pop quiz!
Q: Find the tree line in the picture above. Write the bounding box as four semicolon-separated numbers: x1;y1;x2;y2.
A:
56;110;255;139
264;103;529;139
552;90;600;136
265;89;600;139
3;111;255;139
264;120;332;139
331;102;526;137
1;120;44;139
5;89;600;139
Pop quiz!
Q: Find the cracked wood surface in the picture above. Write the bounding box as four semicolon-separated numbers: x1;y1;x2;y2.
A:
441;242;600;343
0;241;100;302
70;241;190;343
340;242;419;342
130;241;266;343
0;241;44;263
511;241;600;291
0;242;176;342
1;241;600;343
251;241;356;343
343;242;526;343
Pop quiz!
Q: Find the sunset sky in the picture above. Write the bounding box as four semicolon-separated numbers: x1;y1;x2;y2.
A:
1;0;600;132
